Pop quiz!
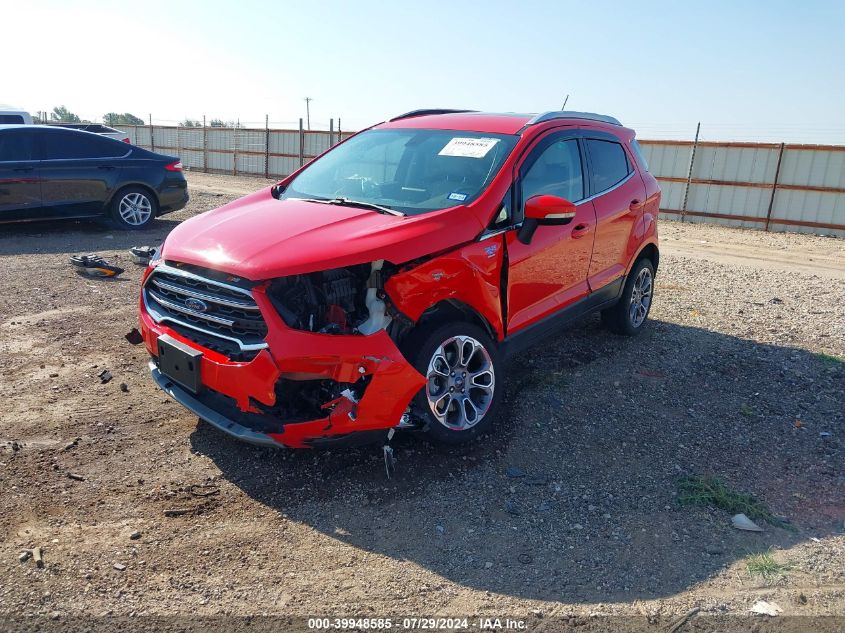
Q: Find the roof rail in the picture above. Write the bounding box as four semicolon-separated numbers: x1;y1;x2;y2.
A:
389;109;477;122
526;111;622;126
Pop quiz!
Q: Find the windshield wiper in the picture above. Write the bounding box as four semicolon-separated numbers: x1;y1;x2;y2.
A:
301;197;405;217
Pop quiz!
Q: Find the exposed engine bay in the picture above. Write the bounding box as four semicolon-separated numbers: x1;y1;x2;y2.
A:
267;260;394;336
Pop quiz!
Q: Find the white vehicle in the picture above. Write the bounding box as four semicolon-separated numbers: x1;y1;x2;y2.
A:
0;105;33;125
46;123;130;143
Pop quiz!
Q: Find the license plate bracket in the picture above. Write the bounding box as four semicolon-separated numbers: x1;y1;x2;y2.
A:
157;334;203;394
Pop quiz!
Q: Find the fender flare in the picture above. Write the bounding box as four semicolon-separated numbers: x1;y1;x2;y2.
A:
627;239;660;275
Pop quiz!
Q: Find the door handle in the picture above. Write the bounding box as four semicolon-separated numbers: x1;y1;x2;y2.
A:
571;223;592;238
629;199;642;211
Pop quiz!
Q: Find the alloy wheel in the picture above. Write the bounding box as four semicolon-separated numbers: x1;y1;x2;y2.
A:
629;267;653;328
425;335;495;430
119;192;153;226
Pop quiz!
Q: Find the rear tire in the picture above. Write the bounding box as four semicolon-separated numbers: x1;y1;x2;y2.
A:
110;187;157;230
404;321;503;445
601;258;655;335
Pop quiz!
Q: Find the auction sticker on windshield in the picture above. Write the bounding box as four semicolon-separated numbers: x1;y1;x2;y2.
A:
438;137;500;158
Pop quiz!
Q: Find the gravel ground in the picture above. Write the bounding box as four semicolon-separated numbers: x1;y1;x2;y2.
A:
0;172;842;627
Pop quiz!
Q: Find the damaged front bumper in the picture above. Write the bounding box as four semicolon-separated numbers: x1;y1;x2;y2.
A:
140;285;426;448
149;361;280;447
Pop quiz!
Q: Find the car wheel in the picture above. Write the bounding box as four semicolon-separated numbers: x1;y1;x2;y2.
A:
601;258;655;335
406;321;503;444
111;187;157;229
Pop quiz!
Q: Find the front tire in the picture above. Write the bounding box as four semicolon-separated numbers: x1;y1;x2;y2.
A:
405;321;503;445
110;187;157;229
601;258;655;335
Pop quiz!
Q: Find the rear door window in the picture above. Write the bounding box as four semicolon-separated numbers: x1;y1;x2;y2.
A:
0;132;35;161
586;139;630;193
42;131;128;160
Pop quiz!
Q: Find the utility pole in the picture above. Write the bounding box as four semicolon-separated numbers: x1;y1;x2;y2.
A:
304;97;312;130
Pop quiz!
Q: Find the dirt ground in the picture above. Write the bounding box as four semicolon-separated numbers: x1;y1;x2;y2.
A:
1;172;843;627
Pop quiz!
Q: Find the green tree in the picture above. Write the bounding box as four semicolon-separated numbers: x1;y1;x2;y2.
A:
180;119;202;127
103;112;145;126
51;105;81;123
209;118;235;128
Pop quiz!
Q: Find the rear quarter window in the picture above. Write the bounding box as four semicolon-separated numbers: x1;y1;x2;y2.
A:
0;114;26;124
630;139;649;172
586;139;630;193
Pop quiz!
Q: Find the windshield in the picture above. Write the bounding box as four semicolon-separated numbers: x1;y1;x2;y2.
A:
280;128;519;216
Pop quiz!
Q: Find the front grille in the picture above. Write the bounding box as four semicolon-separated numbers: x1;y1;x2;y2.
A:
143;263;268;361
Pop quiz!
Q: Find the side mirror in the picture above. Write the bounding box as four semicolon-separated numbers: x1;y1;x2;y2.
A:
518;195;577;244
524;194;577;223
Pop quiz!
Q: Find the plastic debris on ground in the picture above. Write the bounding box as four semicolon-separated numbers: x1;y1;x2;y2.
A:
70;254;124;278
130;245;157;265
750;601;782;616
732;513;764;532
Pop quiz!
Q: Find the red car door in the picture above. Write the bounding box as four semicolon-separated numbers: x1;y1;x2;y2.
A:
505;131;596;334
584;137;647;291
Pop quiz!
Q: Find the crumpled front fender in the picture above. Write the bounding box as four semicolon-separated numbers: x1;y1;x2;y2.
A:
384;239;505;340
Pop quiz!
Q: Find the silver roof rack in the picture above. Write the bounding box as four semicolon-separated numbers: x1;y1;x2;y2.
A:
389;109;477;122
526;111;622;126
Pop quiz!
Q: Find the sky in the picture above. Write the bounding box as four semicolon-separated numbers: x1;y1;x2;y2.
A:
3;0;845;142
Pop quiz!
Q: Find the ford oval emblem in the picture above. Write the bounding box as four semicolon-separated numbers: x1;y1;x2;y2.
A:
184;297;209;312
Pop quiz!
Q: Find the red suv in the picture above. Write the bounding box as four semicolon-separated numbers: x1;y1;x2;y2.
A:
139;110;660;448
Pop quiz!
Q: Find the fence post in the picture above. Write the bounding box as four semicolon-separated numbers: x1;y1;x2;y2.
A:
264;114;270;178
149;113;155;153
203;115;208;173
233;124;238;176
764;143;786;232
176;122;182;164
680;122;700;222
329;118;335;146
298;118;305;167
338;118;342;140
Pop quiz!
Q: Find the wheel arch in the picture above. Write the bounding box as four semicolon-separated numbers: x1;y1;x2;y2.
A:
415;299;498;343
630;240;659;274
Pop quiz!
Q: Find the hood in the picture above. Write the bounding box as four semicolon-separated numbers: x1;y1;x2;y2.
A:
160;187;485;279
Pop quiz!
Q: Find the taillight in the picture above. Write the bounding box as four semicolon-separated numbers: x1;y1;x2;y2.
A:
165;161;183;172
122;137;130;143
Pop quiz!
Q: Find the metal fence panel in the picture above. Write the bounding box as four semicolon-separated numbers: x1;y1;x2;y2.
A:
304;132;332;157
180;149;203;170
207;128;234;151
655;180;687;212
779;148;845;188
269;155;302;176
771;189;845;233
179;128;204;150
692;145;780;184
125;126;150;146
639;142;690;179
154;127;178;151
208;150;233;173
689;183;771;225
235;152;263;176
640;139;844;236
269;130;300;156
